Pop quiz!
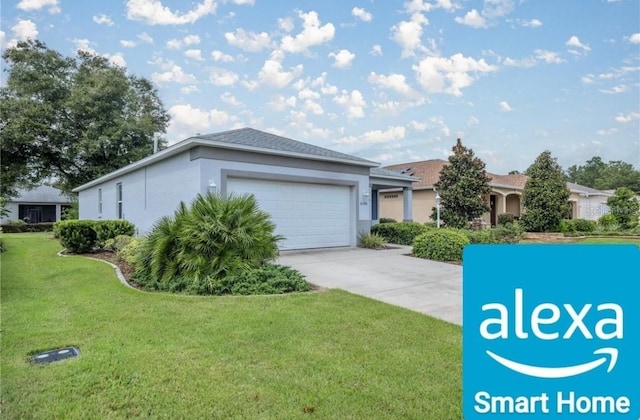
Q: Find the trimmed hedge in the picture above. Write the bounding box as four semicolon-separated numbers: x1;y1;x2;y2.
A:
55;219;136;253
413;229;469;262
371;222;431;245
558;219;597;233
1;222;55;233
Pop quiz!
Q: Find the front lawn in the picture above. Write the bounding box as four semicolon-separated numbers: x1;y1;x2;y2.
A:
0;234;462;418
576;237;640;245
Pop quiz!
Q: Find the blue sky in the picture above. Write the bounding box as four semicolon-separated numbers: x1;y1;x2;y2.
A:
1;0;639;174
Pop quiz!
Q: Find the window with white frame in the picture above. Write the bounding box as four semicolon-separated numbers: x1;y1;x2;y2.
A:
116;183;123;219
98;188;103;214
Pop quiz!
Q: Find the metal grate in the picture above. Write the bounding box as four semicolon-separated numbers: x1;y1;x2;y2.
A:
32;347;80;364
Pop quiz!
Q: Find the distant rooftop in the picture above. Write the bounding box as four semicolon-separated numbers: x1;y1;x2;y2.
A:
11;185;72;203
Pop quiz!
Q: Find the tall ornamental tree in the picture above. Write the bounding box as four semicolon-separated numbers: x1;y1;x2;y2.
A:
606;187;639;229
431;138;491;228
0;40;170;197
521;151;570;232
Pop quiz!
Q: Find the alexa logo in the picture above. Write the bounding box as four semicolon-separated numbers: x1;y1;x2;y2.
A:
463;244;639;419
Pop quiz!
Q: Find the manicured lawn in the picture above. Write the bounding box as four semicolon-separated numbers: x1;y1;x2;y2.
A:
576;237;640;245
1;234;462;419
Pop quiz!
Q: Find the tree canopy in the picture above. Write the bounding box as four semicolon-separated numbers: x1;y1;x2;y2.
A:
606;187;639;229
521;151;570;232
431;138;491;228
1;40;169;198
566;156;640;193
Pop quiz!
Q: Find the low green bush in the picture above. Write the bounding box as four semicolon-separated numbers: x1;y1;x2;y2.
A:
56;220;98;254
497;213;516;225
116;237;142;265
378;217;397;224
358;232;386;249
573;219;597;232
464;229;495;244
412;229;469;262
492;222;525;243
104;235;135;252
371;222;430;245
558;219;576;233
1;222;55;233
598;214;619;232
93;220;136;246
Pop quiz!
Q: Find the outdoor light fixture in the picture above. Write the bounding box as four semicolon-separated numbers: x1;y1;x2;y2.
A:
435;193;441;228
361;190;370;205
208;179;217;195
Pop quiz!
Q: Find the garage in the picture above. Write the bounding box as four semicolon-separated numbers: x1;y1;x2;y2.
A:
227;177;352;250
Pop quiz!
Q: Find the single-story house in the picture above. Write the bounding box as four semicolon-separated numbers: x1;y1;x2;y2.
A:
1;185;73;224
73;128;415;250
379;159;614;225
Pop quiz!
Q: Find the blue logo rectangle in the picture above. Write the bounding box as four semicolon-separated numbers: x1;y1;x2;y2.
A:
463;244;639;419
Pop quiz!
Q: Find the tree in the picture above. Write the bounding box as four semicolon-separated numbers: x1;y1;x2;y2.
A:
606;187;639;229
566;156;640;193
0;40;169;198
521;151;570;232
431;138;491;228
566;156;605;187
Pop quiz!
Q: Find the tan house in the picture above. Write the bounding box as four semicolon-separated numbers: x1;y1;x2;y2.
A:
378;159;612;225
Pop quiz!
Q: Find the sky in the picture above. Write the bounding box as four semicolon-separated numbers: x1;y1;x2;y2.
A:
1;0;639;174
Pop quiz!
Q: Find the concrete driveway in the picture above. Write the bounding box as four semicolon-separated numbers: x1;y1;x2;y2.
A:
277;245;462;325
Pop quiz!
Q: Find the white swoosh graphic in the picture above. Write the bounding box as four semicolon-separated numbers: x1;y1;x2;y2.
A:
486;348;618;379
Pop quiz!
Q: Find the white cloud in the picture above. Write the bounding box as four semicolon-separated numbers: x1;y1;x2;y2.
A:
368;72;417;97
258;59;303;88
391;12;429;57
596;128;618;136
303;99;324;115
166;39;181;49
225;28;271;52
599;85;628;94
521;18;542;28
93;14;114;26
268;95;297;111
502;56;537;68
183;35;201;45
581;75;594;84
467;116;480;126
180;85;199;94
138;32;154;44
352;7;372;22
166;34;200;49
211;50;234;62
298;88;320;100
628;33;640;44
370;45;383;56
499;101;512;112
108;53;127;68
16;0;60;13
329;49;355;69
220;92;242;106
125;0;217;25
120;40;137;48
534;49;564;64
151;60;197;85
278;17;294;32
280;11;335;54
482;0;515;18
413;53;497;96
455;9;487;28
333;89;366;119
335;126;406;145
565;35;591;55
614;112;640;123
410;120;428;131
405;0;458;13
12;20;38;41
184;49;204;61
167;104;233;141
209;68;239;86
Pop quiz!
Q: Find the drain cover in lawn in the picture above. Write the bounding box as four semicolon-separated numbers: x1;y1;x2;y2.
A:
32;347;80;364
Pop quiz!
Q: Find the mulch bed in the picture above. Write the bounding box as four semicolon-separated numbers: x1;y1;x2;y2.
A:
85;250;137;283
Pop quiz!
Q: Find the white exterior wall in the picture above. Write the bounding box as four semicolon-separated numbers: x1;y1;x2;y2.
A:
1;203;20;223
79;151;201;234
577;196;611;221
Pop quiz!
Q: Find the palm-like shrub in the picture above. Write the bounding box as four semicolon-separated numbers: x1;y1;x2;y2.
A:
133;193;283;293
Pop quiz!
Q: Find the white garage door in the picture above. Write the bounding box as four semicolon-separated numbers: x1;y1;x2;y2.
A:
227;177;352;250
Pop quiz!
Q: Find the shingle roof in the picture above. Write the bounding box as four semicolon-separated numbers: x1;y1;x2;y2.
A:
567;182;614;196
192;128;377;166
11;185;72;203
370;167;419;180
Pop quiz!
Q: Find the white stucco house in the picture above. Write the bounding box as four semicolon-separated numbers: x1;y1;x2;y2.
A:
73;128;416;250
1;185;73;224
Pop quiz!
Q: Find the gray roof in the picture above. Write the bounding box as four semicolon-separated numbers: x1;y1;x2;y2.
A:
11;185;72;203
370;167;419;180
567;182;614;196
190;128;377;165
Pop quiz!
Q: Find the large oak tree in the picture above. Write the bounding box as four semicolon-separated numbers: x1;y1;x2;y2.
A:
1;40;169;198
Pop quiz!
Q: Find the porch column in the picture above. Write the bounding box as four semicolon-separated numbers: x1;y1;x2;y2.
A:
502;195;507;213
402;187;413;222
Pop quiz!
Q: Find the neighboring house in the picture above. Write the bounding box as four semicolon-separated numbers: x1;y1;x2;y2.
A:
379;159;613;225
1;185;73;224
73;128;415;250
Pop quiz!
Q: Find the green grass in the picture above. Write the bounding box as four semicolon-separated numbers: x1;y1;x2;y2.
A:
0;234;462;419
575;237;640;245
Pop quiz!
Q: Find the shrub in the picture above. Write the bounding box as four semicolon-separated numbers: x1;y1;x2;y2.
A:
464;229;495;244
558;219;576;233
573;219;597;233
171;264;310;296
358;232;386;249
1;222;55;233
371;222;430;245
133;193;282;293
117;237;142;265
497;213;515;225
104;235;135;252
378;217;397;223
92;220;136;246
598;214;619;231
56;220;98;254
412;229;470;262
492;222;525;243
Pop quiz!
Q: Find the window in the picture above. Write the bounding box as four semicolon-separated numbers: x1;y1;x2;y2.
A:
384;194;399;199
98;188;103;214
116;183;123;219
